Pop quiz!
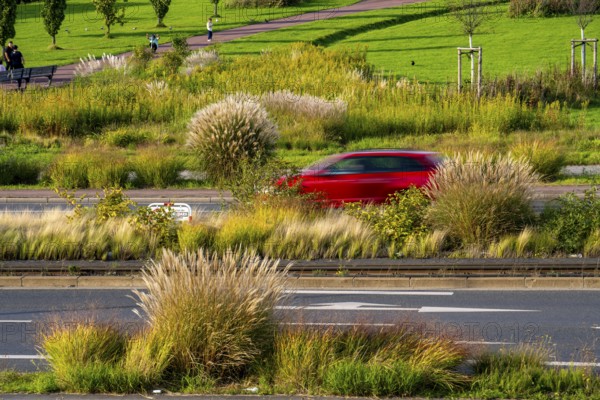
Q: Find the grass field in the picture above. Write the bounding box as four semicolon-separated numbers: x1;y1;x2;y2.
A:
213;2;600;83
11;0;359;67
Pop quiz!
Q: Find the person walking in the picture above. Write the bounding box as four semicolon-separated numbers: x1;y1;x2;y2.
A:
146;33;160;53
3;41;13;70
207;18;213;42
10;45;24;69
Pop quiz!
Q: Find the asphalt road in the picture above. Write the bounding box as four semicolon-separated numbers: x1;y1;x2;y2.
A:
0;289;598;372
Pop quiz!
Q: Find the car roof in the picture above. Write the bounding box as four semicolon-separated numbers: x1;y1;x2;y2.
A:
339;149;438;157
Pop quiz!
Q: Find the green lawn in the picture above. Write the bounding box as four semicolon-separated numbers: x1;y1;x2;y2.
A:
214;2;600;83
12;0;359;67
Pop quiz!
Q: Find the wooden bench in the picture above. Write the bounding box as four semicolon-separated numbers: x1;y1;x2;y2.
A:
0;65;58;89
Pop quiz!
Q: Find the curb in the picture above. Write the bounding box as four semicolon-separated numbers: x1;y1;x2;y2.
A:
1;276;600;289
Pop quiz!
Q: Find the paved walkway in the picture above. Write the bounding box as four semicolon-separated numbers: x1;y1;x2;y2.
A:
51;0;420;85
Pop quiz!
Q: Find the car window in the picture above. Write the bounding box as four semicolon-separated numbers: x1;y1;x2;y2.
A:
363;156;427;173
326;157;368;174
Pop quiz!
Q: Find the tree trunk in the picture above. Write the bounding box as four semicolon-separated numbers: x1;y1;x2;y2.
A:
469;34;475;88
582;28;587;82
214;2;217;16
52;35;56;45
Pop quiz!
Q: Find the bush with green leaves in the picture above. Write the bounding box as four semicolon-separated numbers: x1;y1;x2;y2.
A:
425;152;539;247
540;187;600;254
186;94;279;185
344;187;430;249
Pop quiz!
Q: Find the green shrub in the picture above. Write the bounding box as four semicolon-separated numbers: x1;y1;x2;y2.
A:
102;127;149;148
131;147;184;188
42;322;127;392
48;149;130;189
186;95;279;184
177;222;216;252
425;152;539;247
540;187;600;254
0;154;42;185
510;139;566;181
132;249;288;378
509;0;574;17
344;187;430;248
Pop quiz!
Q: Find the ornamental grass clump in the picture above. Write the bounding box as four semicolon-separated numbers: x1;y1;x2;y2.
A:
425;152;539;247
186;95;279;183
260;90;347;122
41;321;127;392
132;248;289;379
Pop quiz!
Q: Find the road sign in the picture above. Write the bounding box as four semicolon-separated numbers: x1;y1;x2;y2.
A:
148;202;192;222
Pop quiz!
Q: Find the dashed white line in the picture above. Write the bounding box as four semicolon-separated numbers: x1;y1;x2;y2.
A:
0;355;45;360
0;320;32;323
282;322;395;327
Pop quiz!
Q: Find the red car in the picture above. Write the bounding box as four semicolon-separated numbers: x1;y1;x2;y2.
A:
295;150;441;205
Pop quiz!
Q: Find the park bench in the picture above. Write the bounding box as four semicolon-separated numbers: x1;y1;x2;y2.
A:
25;65;58;87
0;65;58;90
0;68;28;89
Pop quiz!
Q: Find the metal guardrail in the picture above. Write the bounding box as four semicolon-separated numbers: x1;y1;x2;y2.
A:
0;258;599;277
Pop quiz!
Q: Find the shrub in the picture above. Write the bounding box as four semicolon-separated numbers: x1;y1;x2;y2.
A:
177;222;216;252
509;0;574;17
425;152;539;247
122;330;173;387
0;154;42;185
42;321;127;392
186;95;279;184
260;90;347;121
344;187;430;249
184;49;219;74
510;139;565;181
131;147;184;188
540;187;600;254
102;127;149;148
132;249;289;378
48;149;130;189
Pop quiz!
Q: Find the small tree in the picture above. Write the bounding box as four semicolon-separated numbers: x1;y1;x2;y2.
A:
210;0;220;18
0;0;17;47
92;0;125;38
571;0;599;74
448;0;492;86
149;0;171;27
41;0;67;48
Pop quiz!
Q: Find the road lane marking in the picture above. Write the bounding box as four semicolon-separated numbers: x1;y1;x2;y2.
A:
457;341;517;345
0;355;45;360
282;322;396;327
419;306;538;313
285;290;453;296
592;325;600;329
277;302;538;313
0;320;32;323
547;361;600;368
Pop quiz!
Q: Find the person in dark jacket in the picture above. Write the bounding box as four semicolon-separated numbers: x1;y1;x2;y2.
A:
3;41;13;69
10;45;24;69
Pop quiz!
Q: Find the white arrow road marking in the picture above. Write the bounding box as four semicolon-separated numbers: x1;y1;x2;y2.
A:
419;307;538;313
0;320;32;323
285;290;453;296
277;302;538;313
0;355;45;360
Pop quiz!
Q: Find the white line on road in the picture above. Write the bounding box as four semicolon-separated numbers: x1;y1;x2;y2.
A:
0;320;32;323
285;290;453;296
282;322;396;327
457;341;517;345
547;361;600;368
419;306;538;313
0;355;45;360
592;325;600;329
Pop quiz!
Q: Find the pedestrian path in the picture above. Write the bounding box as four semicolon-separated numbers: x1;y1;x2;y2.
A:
50;0;420;85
